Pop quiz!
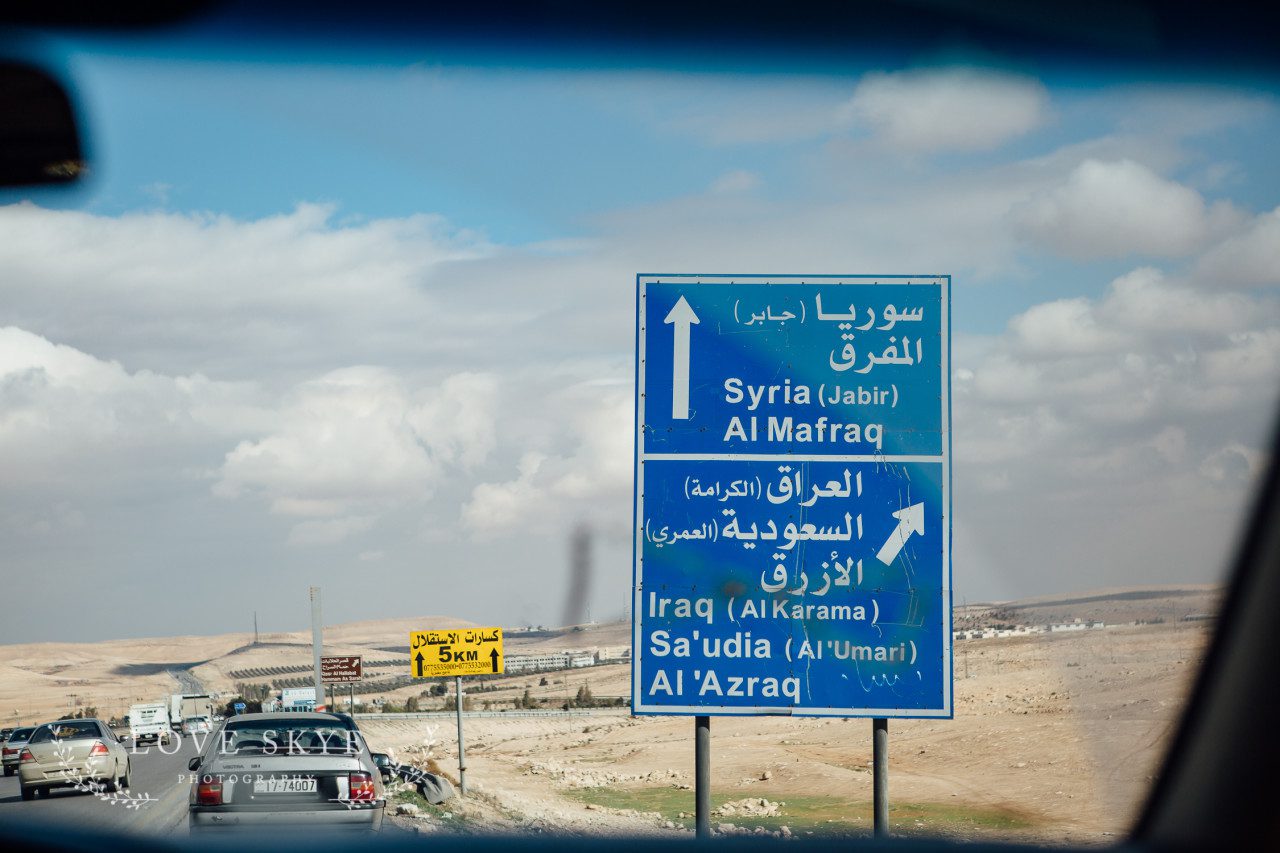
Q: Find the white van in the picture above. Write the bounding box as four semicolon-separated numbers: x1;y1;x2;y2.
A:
129;703;172;745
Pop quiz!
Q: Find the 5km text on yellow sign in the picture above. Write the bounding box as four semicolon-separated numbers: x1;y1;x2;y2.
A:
409;627;504;678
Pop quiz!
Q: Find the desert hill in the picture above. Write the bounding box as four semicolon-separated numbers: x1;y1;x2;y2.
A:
0;585;1216;726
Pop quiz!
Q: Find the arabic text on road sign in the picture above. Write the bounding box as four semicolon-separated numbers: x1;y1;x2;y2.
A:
409;627;504;678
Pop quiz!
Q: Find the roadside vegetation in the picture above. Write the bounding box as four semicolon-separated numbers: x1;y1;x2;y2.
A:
563;787;1038;837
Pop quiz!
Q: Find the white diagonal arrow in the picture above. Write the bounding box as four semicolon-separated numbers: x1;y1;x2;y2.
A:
664;296;699;420
876;502;924;565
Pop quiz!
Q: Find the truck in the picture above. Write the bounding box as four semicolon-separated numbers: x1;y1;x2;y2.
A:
169;693;215;731
279;687;317;712
128;702;172;745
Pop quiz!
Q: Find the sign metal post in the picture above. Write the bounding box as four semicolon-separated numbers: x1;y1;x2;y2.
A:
873;717;888;836
455;675;468;795
409;627;503;797
695;715;710;838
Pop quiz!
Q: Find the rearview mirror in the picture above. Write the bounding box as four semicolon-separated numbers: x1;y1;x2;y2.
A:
187;757;200;771
0;61;85;187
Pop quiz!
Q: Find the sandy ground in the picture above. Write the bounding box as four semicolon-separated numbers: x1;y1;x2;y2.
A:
361;622;1208;845
0;597;1210;845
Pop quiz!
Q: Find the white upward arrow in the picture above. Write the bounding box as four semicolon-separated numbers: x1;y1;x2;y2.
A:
876;503;925;565
664;296;699;420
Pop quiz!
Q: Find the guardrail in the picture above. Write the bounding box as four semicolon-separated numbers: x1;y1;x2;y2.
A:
354;708;631;720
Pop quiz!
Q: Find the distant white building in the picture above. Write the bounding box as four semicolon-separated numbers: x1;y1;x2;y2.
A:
953;624;1053;641
1048;620;1105;632
504;651;595;674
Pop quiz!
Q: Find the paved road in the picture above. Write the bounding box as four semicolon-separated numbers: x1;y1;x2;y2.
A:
0;736;195;837
168;668;206;695
0;732;413;840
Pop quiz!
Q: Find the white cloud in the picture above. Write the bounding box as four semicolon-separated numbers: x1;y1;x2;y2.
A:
958;266;1280;489
461;384;633;538
1194;206;1280;289
1014;159;1240;258
1200;328;1280;387
0;325;262;483
1007;297;1127;357
1103;267;1259;334
955;264;1280;601
214;367;500;544
0;324;510;548
842;67;1049;153
461;451;548;534
610;66;1052;154
0;202;492;379
405;373;501;468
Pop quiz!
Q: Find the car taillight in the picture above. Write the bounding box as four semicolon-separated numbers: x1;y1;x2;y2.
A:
196;778;223;806
2;747;15;756
348;772;376;802
89;741;110;757
19;749;34;763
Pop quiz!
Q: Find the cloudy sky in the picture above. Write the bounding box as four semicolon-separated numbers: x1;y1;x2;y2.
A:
2;32;1278;642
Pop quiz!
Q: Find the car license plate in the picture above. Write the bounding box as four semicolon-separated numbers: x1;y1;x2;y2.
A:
254;777;317;794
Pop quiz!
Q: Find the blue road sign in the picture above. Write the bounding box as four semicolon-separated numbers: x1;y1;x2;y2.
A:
633;275;952;717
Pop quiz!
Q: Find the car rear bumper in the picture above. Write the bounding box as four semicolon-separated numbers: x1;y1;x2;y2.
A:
189;804;384;832
20;772;103;791
20;757;114;785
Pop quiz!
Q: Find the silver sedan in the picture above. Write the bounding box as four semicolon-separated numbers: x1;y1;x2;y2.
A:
187;711;385;833
18;718;131;800
2;726;37;777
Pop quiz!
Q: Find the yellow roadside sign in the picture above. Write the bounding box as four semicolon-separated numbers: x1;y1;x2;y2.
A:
409;626;504;677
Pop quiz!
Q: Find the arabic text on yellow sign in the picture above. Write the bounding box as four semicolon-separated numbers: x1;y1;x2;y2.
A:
409;626;504;677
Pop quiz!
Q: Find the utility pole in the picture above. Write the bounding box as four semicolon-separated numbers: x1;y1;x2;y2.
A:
310;587;325;712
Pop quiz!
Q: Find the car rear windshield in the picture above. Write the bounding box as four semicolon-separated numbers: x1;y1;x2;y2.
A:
6;728;36;741
217;721;362;755
28;722;100;743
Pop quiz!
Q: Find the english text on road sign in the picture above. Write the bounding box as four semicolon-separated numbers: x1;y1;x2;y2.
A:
633;275;952;718
321;655;363;684
409;627;504;678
